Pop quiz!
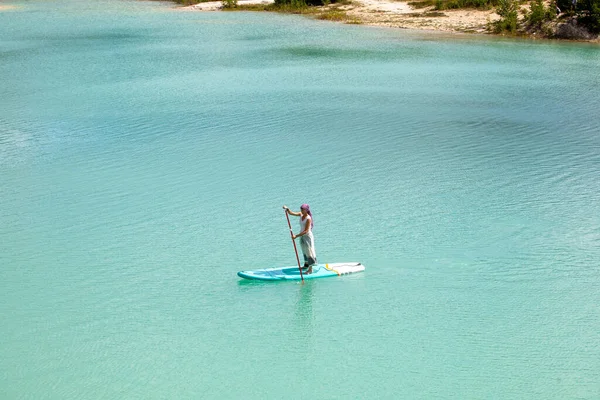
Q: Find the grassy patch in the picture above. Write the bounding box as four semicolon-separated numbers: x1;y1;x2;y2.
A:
406;11;447;16
225;3;265;10
316;9;348;19
227;3;285;11
407;1;434;8
424;10;447;15
231;2;311;13
315;9;361;22
331;0;354;5
169;0;207;4
439;0;498;10
409;0;498;10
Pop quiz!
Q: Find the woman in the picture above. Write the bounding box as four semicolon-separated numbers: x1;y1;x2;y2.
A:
283;204;317;274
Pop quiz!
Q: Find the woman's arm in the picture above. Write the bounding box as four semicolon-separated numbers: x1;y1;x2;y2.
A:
283;205;301;217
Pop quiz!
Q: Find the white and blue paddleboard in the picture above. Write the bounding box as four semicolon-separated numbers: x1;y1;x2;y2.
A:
237;262;365;281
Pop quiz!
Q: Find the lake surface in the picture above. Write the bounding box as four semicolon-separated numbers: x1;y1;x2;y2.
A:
1;1;599;398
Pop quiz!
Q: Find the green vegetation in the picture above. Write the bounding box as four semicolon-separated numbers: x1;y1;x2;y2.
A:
274;0;308;9
220;2;271;10
220;1;308;12
222;0;360;23
526;0;552;28
273;0;353;8
440;0;496;9
489;0;597;38
522;0;556;33
555;0;599;22
407;0;434;7
169;0;208;4
576;0;600;33
315;9;349;19
405;0;597;38
222;0;238;8
491;0;556;36
409;0;498;10
492;0;518;33
406;10;447;15
315;9;362;23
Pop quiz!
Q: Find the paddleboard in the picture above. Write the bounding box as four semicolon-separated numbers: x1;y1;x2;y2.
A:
237;262;365;281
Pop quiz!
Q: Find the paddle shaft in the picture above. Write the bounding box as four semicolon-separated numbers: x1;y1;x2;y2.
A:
284;210;304;282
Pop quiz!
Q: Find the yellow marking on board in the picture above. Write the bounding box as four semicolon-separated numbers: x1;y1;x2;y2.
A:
324;263;340;276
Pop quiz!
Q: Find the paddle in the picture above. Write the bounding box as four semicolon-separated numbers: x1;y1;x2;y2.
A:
284;207;304;282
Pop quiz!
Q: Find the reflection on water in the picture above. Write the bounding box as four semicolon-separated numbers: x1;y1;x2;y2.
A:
0;5;19;12
294;281;315;343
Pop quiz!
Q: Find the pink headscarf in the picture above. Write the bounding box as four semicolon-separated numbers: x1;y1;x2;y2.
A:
300;204;313;228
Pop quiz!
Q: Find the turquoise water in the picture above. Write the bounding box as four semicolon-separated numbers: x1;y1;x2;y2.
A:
1;0;600;398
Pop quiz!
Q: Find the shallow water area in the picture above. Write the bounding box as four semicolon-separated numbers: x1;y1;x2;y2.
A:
1;1;600;398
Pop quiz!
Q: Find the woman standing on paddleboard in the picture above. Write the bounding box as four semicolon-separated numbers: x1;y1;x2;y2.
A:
283;204;317;274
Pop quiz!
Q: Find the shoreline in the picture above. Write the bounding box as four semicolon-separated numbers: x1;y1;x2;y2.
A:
186;0;499;35
183;0;599;42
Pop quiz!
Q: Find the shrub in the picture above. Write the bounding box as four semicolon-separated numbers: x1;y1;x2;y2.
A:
436;0;496;9
493;0;519;32
222;0;238;8
525;0;557;29
274;0;308;9
528;0;547;27
172;0;203;4
576;0;600;34
275;0;327;6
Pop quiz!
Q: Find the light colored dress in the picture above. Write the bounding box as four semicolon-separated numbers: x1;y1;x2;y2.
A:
299;216;317;266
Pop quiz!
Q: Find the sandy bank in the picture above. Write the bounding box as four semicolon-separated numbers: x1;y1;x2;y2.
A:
345;0;499;33
0;4;18;11
185;0;498;33
187;0;274;11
